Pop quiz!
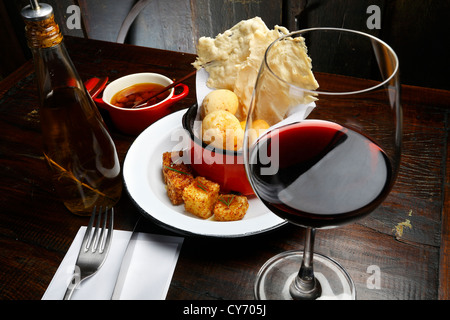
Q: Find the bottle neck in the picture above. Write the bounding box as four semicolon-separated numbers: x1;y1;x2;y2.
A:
31;42;81;86
25;15;83;102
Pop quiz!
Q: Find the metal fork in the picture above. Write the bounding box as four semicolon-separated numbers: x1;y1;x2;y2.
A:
63;206;114;300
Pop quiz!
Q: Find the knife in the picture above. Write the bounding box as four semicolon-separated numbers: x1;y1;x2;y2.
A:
111;217;141;300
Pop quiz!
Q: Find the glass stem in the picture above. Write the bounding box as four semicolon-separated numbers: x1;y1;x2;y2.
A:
289;227;322;299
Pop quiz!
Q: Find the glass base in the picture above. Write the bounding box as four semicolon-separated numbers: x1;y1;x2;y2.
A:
254;250;356;300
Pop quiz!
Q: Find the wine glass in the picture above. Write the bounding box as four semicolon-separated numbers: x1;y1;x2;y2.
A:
243;28;401;300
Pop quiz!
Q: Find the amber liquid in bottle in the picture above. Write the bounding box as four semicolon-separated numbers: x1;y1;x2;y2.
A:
41;87;122;215
22;3;122;215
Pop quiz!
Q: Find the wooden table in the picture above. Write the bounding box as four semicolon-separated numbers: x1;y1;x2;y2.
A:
1;36;449;301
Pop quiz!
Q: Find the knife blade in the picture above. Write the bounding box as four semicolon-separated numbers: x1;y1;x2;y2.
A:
111;217;141;300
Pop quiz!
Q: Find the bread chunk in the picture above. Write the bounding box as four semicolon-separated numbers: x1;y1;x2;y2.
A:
213;194;249;221
202;110;244;150
201;89;239;119
182;176;220;219
162;151;194;205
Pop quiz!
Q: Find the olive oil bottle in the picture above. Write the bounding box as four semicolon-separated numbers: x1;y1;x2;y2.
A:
21;1;122;215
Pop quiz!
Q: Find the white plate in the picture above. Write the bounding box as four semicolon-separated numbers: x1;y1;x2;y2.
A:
123;110;286;237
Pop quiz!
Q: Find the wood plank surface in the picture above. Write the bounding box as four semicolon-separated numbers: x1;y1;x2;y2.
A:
191;0;283;42
440;110;450;299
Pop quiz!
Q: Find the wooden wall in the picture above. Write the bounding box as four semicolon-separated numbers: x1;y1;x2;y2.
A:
1;0;449;90
76;0;283;53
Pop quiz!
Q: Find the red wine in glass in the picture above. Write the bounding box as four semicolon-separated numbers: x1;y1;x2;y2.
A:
248;120;394;229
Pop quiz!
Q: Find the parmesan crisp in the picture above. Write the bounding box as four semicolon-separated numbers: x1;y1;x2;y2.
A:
254;37;319;124
193;17;318;123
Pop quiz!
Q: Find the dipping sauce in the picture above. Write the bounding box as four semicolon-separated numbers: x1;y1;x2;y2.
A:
110;83;170;108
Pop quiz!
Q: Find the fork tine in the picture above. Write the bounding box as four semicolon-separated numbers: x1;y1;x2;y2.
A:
98;206;108;253
90;206;103;252
99;207;114;253
97;206;107;252
82;206;97;252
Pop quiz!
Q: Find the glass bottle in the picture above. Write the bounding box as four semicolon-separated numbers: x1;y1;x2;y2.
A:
21;1;122;216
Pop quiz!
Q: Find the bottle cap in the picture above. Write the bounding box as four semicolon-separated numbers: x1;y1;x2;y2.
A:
21;1;53;21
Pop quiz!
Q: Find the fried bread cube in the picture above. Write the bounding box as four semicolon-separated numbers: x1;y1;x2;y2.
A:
162;151;194;205
162;151;193;182
213;194;249;221
182;176;220;219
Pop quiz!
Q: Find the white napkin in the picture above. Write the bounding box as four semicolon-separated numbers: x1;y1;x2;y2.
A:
195;68;213;107
42;227;183;300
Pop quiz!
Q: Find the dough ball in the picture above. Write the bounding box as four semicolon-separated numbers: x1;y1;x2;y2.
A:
240;119;269;131
201;89;239;119
252;119;270;131
242;119;270;144
202;110;244;150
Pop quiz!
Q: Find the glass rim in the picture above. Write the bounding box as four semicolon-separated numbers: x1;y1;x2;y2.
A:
263;27;400;96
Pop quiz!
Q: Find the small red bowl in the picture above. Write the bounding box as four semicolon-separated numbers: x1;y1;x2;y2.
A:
94;73;188;135
182;104;254;195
